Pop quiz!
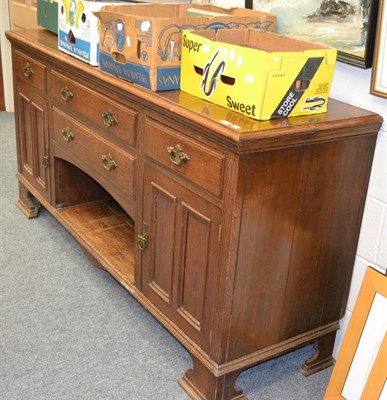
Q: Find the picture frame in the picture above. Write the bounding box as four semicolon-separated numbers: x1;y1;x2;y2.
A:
324;266;387;399
246;0;380;69
370;0;387;98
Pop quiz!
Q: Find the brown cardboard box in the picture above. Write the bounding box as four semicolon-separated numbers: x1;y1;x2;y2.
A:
94;4;276;90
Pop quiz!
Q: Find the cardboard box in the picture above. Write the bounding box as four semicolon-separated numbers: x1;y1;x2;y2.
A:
180;29;337;120
58;0;132;65
177;91;323;133
94;4;276;91
130;0;193;3
38;0;58;34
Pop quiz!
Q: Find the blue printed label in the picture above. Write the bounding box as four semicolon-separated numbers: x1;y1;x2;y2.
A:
99;52;181;91
99;52;151;89
157;66;181;90
59;30;93;62
115;20;126;52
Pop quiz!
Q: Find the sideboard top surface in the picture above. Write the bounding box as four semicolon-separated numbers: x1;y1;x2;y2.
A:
6;29;383;151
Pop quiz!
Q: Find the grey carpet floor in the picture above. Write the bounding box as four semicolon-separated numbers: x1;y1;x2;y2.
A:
0;110;332;399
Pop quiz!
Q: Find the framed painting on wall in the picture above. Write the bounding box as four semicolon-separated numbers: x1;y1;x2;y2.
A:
246;0;380;68
324;266;387;399
370;0;387;98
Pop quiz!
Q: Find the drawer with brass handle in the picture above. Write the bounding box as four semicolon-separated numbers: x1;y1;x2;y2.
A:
52;107;135;201
167;144;190;166
61;127;75;142
13;49;47;92
60;86;73;102
50;70;138;150
144;117;225;198
101;154;118;171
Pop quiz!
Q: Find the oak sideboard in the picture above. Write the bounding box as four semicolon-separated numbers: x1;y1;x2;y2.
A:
5;29;383;400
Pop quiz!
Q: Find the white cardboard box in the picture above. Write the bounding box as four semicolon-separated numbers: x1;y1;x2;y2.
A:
58;0;128;65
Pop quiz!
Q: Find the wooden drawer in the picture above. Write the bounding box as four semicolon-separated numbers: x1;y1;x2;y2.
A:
50;70;137;151
52;107;135;201
144;117;225;197
13;49;47;92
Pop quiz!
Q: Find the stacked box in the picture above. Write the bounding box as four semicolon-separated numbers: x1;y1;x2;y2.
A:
94;4;276;90
180;29;337;120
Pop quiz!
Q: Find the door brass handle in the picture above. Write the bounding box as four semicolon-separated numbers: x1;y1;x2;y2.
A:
23;63;33;78
42;147;49;168
102;109;118;127
62;127;75;142
101;154;117;171
167;144;190;166
138;222;148;251
60;86;74;102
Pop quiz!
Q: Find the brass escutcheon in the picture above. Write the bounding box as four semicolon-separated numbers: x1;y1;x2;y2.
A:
60;86;74;102
101;154;117;171
23;63;33;78
137;222;148;251
62;127;75;142
102;109;118;127
167;144;190;166
42;147;49;168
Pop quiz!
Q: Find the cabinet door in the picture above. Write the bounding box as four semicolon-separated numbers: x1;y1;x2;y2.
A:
141;164;222;348
15;82;50;202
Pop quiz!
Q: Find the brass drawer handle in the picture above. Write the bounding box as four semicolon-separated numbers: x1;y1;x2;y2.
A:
60;86;74;102
101;154;117;171
167;144;190;166
102;109;118;127
62;127;75;142
23;63;34;78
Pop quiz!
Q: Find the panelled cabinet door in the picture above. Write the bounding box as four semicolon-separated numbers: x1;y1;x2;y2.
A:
141;163;222;350
15;83;50;202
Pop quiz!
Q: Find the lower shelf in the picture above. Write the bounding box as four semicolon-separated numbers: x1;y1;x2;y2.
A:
57;199;135;285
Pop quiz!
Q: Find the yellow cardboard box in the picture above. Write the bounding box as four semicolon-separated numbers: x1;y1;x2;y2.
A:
94;4;276;91
180;29;337;120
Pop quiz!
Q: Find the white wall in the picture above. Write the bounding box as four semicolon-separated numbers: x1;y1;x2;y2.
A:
0;0;14;112
211;0;387;355
330;63;387;356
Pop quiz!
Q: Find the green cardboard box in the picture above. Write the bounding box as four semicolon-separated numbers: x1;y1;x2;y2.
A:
38;0;58;34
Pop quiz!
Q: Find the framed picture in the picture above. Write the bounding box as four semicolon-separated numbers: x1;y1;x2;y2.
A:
370;0;387;98
246;0;380;68
324;266;387;399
